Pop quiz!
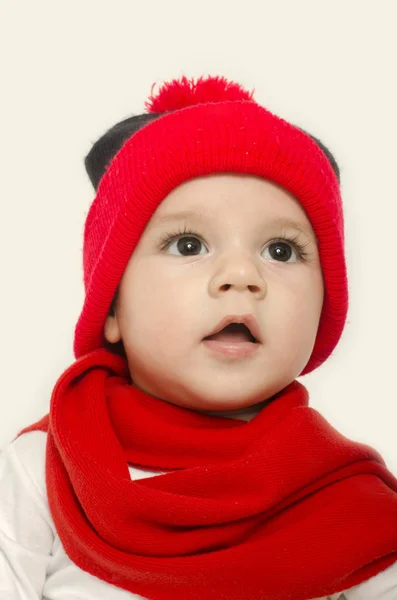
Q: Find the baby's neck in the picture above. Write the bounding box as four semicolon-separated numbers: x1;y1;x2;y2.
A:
198;399;269;422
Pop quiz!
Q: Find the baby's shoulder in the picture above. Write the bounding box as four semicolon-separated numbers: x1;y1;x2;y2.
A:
1;429;48;508
0;429;55;553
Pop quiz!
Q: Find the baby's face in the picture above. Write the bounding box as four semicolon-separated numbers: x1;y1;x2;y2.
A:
104;173;324;412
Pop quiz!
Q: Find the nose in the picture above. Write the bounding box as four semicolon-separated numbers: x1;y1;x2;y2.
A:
209;253;267;300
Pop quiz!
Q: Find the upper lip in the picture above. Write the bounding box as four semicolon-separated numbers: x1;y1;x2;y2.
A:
203;314;262;343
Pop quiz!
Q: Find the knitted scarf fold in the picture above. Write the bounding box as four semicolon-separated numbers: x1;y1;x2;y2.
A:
18;349;397;600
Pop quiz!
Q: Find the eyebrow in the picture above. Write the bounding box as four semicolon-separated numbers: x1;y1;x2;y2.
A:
154;209;314;238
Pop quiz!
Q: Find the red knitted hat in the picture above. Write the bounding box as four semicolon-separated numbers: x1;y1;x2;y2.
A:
74;75;348;376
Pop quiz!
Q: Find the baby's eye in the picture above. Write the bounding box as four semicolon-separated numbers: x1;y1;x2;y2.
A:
166;235;207;257
162;234;302;263
263;241;299;263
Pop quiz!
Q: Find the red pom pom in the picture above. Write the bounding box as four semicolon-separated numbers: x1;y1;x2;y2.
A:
145;75;255;114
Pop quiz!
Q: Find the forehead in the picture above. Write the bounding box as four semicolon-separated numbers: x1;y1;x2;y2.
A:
155;209;310;235
151;174;314;237
155;173;303;213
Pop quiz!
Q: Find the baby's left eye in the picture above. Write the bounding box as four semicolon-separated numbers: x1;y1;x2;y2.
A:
264;241;299;262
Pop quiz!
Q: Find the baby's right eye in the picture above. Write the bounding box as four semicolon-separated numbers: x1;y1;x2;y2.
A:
157;226;206;255
163;234;207;256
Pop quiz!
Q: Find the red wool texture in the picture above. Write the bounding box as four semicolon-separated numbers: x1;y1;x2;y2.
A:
18;349;397;600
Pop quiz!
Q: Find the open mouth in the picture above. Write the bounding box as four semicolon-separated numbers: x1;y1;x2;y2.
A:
203;323;259;344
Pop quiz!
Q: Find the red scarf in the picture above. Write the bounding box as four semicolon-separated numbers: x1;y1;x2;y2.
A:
18;349;397;600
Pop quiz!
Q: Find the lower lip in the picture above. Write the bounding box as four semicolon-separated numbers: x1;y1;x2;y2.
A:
202;340;261;358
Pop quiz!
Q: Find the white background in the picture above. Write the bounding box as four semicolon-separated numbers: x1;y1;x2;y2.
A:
0;1;396;473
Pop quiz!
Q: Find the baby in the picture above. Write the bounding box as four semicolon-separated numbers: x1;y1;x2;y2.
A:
1;74;397;600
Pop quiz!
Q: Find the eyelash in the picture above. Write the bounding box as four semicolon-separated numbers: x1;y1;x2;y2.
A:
157;224;311;262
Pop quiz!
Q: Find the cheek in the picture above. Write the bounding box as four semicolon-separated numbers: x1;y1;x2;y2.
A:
269;274;323;340
124;269;196;349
